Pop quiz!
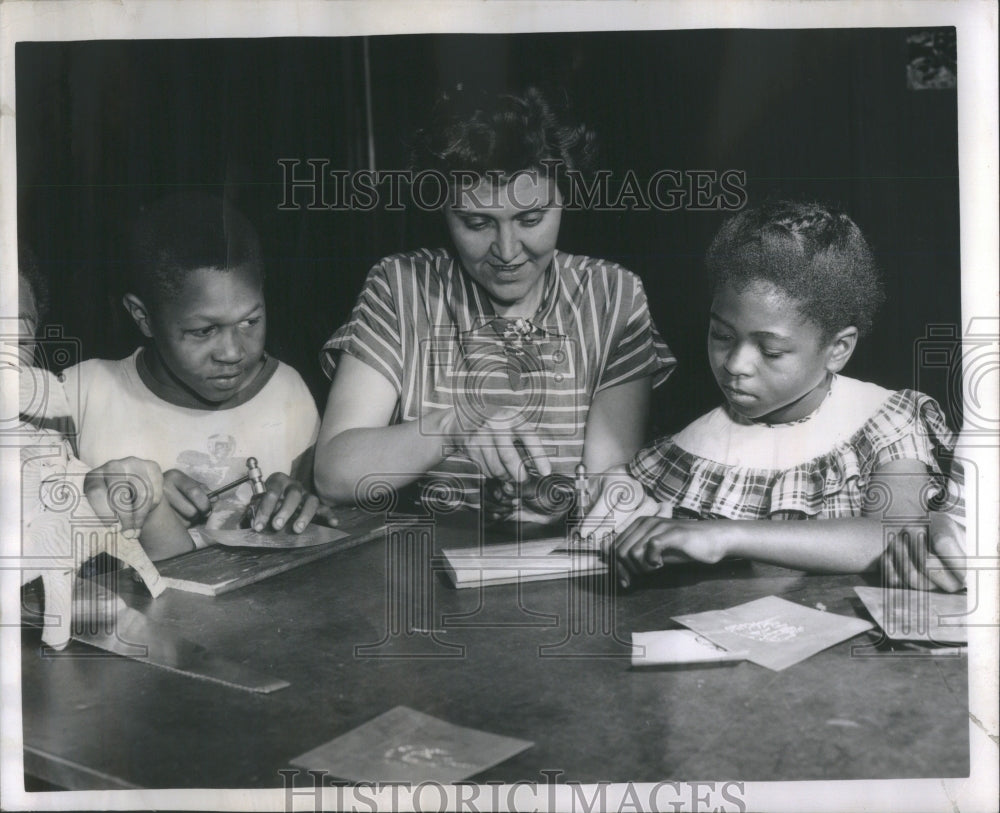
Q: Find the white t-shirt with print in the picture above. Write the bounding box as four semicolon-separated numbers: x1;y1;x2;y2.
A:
62;349;319;530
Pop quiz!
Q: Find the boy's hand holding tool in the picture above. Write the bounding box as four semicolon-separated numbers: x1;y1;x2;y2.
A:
162;457;332;533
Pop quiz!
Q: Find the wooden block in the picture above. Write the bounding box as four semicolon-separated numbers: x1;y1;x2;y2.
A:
157;514;385;596
441;537;607;589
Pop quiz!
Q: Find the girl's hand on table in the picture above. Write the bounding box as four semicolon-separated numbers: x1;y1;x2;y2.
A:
579;469;658;542
880;514;966;593
607;515;728;588
483;478;567;525
483;477;520;523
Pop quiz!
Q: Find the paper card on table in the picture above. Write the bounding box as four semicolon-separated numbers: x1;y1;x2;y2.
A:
441;538;606;588
853;587;967;644
290;706;533;783
671;595;873;671
631;629;748;667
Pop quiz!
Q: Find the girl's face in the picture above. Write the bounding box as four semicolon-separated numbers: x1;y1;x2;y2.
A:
708;280;849;423
443;172;562;318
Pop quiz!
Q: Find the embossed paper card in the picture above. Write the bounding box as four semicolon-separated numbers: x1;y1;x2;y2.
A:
854;586;967;644
671;595;873;671
290;706;533;783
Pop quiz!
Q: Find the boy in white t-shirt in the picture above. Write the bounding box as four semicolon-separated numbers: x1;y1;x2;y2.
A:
62;193;330;560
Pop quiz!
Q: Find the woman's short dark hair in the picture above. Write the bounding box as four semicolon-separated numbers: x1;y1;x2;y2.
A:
409;85;597;198
705;200;885;338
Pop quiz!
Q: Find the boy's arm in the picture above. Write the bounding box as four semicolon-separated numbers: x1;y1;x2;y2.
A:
83;458;193;564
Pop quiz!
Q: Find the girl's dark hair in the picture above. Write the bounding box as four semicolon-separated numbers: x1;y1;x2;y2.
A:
409;85;597;198
706;200;885;338
18;242;49;326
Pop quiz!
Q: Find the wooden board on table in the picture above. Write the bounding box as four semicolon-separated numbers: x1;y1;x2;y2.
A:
441;537;607;589
157;510;386;596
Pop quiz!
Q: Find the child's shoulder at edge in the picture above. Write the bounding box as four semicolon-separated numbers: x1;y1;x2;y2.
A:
59;349;142;389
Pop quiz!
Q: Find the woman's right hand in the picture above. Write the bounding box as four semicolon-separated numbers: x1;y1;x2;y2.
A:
446;405;553;483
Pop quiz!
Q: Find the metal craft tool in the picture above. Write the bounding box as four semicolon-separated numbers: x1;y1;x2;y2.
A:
573;461;590;516
550;462;596;554
206;457;265;502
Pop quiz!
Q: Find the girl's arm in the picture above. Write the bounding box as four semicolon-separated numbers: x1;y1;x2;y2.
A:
609;458;960;588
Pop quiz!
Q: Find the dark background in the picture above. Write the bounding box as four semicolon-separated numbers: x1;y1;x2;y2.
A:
16;30;962;434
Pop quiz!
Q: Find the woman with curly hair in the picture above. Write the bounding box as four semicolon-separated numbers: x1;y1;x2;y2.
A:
315;86;675;521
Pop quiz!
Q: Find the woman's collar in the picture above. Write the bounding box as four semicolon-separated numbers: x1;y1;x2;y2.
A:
450;250;561;331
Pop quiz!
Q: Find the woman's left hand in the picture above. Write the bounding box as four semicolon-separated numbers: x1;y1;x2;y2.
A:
607;515;729;587
483;477;566;525
483;477;519;523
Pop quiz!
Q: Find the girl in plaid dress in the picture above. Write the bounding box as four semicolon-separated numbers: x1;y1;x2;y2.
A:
585;201;963;592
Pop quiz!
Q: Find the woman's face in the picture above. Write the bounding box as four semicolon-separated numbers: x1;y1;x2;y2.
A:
443;172;562;317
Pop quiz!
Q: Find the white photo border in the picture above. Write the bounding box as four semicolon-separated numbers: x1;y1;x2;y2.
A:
1;2;996;811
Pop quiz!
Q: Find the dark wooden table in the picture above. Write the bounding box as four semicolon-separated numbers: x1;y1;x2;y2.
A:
21;511;969;789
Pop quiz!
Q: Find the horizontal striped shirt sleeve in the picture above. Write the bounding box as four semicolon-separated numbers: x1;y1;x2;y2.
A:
598;272;676;392
320;262;405;394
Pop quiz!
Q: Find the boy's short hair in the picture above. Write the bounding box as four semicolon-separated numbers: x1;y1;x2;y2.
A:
18;242;49;326
706;199;885;338
128;192;263;308
409;85;597;199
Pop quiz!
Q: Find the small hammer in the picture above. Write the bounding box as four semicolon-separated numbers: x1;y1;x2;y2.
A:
206;457;266;503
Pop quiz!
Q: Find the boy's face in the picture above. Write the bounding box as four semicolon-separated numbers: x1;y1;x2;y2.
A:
140;265;266;404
